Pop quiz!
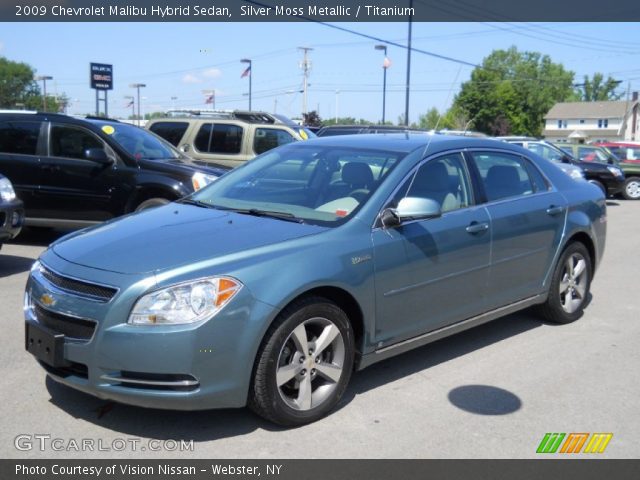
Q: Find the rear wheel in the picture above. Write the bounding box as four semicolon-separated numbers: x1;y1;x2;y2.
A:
249;297;355;426
537;242;592;324
622;177;640;200
135;197;170;212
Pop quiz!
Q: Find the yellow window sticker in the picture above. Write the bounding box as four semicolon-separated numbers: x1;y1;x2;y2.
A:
299;129;308;140
102;125;115;135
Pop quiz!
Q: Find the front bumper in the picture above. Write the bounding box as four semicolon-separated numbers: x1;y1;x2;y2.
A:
24;253;277;410
0;198;24;244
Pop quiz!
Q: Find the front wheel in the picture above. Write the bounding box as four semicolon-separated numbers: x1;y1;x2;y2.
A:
622;176;640;200
135;197;170;212
249;297;355;426
537;242;592;324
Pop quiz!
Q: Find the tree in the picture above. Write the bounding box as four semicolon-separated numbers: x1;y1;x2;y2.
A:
452;47;575;136
575;73;622;101
0;56;67;112
302;110;322;127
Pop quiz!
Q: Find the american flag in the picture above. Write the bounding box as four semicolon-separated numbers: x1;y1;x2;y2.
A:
205;93;214;104
241;65;251;78
125;99;134;107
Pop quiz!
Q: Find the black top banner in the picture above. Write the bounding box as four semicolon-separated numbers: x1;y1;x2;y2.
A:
4;0;640;22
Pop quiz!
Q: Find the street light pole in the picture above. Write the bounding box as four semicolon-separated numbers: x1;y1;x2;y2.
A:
335;90;340;123
404;0;414;127
241;58;252;110
375;45;389;124
35;75;53;112
129;83;146;126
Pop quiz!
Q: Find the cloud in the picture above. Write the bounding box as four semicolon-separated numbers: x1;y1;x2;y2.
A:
202;68;222;79
182;73;201;84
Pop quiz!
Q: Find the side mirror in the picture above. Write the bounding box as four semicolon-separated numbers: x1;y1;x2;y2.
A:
381;197;442;229
561;154;572;164
84;148;113;165
180;144;191;153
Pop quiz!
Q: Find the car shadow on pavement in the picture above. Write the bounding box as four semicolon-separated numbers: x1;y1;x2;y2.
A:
341;310;544;407
45;310;546;440
45;377;284;442
0;254;35;278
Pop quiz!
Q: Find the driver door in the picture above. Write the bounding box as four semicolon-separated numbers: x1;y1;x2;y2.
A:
371;152;491;347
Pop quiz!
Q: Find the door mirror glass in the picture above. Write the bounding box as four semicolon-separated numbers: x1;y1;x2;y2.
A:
84;148;112;164
396;197;442;221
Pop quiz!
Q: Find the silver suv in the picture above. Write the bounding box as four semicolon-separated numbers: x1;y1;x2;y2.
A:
146;110;315;169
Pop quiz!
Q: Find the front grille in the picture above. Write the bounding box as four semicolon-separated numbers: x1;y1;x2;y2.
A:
40;266;117;301
35;304;96;341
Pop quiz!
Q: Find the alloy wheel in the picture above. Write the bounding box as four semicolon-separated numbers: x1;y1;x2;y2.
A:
625;179;640;199
276;317;345;411
559;253;588;314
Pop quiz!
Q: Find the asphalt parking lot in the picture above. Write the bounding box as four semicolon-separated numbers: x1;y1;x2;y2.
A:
1;201;638;459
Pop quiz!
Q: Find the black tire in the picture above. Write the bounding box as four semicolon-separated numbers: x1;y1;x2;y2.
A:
249;296;355;427
588;180;607;197
537;242;592;324
135;197;170;212
622;176;640;200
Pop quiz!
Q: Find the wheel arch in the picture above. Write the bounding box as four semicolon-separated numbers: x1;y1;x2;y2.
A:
125;185;183;213
563;231;596;275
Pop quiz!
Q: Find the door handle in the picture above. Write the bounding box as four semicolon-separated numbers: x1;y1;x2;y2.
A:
466;222;489;234
546;205;565;216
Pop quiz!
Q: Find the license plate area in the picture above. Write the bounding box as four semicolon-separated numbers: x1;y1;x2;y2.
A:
25;321;70;368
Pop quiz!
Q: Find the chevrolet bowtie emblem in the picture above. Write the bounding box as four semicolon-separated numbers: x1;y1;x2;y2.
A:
40;293;56;307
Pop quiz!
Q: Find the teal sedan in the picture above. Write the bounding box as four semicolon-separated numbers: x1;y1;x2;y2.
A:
25;134;606;426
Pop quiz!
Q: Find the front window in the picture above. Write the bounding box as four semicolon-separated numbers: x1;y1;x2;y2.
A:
99;122;181;160
578;146;609;163
50;125;103;160
188;143;404;226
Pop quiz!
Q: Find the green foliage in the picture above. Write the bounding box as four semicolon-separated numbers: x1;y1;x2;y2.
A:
0;56;67;112
302;110;322;127
453;47;575;136
575;73;622;101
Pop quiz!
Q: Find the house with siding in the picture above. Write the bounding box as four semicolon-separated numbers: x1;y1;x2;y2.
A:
542;94;639;142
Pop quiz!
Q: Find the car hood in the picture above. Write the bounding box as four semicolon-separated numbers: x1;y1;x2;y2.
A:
52;204;327;274
137;158;228;178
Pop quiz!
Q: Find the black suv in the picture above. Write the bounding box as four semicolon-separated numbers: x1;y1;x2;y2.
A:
315;124;426;137
499;137;625;197
0;111;226;228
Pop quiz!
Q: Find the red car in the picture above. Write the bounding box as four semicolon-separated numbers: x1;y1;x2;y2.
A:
596;142;640;164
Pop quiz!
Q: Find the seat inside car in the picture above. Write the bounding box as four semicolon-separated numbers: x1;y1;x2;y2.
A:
485;165;526;201
410;161;460;212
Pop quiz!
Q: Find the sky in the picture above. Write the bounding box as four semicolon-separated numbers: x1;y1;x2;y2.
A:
1;21;640;124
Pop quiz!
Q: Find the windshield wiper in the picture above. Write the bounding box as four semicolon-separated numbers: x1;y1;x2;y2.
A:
232;208;305;224
177;198;216;209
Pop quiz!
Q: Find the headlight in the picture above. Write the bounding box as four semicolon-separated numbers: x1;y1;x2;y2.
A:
569;168;586;180
0;176;17;202
192;172;218;191
607;166;623;178
128;277;242;325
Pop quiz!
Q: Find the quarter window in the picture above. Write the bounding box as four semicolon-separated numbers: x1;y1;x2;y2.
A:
194;123;243;154
148;121;189;147
471;152;535;201
0;121;42;155
253;128;295;154
50;125;103;160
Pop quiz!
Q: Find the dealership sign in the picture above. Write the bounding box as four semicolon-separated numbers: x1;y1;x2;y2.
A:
90;63;113;90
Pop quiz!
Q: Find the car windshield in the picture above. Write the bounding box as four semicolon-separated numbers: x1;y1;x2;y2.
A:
189;143;404;226
98;122;182;160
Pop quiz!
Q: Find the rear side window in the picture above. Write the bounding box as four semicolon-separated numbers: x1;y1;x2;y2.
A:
0;121;42;155
194;123;243;154
50;125;103;160
253;128;295;154
471;152;535;202
148;122;189;147
526;143;564;163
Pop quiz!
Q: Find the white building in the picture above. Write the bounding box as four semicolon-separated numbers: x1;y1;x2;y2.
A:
543;95;639;143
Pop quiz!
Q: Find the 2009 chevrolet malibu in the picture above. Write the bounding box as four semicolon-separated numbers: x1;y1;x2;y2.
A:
25;134;606;426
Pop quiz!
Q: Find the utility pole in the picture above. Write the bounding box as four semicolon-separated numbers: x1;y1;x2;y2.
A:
404;0;413;127
298;47;313;116
129;83;146;126
35;75;53;112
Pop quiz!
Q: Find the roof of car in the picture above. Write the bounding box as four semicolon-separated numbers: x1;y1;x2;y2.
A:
299;132;511;154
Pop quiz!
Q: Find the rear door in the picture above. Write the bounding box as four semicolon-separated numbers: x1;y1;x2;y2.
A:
36;123;121;222
191;122;249;168
467;150;567;309
0;119;45;211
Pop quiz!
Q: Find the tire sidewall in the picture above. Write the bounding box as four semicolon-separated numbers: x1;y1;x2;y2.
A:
135;197;170;212
623;177;640;200
546;243;592;324
254;299;355;426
